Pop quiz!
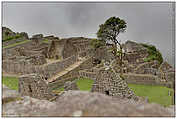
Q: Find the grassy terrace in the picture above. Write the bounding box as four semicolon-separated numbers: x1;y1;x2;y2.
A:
2;76;18;90
2;76;173;106
76;78;94;91
42;39;50;44
3;40;31;49
128;84;174;107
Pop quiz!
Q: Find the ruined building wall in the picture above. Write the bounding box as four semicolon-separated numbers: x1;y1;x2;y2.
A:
19;74;54;100
91;69;137;100
2;40;33;59
48;40;66;59
48;37;91;60
62;40;78;59
2;54;78;77
134;60;159;74
93;46;114;62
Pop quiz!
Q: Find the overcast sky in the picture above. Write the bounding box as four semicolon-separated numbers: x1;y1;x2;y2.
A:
2;2;175;67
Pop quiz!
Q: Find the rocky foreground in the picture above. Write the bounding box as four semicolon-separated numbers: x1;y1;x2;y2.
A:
2;86;175;117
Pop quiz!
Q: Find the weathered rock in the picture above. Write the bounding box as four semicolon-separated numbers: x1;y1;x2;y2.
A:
51;91;175;117
2;96;56;117
2;91;174;117
2;85;19;99
123;40;148;53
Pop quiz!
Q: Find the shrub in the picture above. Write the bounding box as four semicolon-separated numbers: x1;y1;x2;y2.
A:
3;34;22;42
141;43;163;64
90;38;105;49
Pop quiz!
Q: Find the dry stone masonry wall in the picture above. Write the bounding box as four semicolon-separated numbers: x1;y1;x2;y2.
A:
19;74;54;100
64;81;79;91
91;69;137;100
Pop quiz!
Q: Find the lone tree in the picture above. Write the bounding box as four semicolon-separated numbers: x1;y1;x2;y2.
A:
97;16;127;74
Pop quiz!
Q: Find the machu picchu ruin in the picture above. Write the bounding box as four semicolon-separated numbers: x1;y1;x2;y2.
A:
2;27;175;114
2;2;175;117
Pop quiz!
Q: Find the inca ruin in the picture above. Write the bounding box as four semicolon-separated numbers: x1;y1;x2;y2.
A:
2;2;175;117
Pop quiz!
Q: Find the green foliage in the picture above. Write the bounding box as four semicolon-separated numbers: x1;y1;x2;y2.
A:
90;38;105;49
76;78;94;91
128;84;173;107
97;16;127;42
2;76;18;90
52;86;64;94
141;43;163;64
3;34;21;42
43;39;50;44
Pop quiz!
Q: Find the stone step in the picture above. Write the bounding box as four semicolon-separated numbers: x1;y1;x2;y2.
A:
123;73;157;77
47;58;88;83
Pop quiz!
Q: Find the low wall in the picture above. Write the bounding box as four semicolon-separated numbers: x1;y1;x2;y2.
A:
134;60;159;74
123;73;157;85
2;55;78;78
78;71;97;80
2;40;32;59
122;73;174;88
2;60;39;74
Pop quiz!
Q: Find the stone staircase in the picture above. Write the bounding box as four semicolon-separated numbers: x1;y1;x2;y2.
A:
46;57;88;83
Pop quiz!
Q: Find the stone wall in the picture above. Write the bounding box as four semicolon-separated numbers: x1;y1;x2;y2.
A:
62;40;78;59
91;69;137;100
2;60;39;74
48;37;92;60
42;55;78;79
2;40;32;59
19;74;54;100
122;73;174;88
15;47;43;56
159;61;173;72
48;40;67;59
64;81;79;91
2;55;78;77
78;71;97;80
123;73;157;85
123;53;142;63
48;57;94;89
93;46;114;62
134;60;159;74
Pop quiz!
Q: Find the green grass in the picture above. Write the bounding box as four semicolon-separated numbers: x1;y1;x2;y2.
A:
3;40;31;49
52;86;64;94
3;34;21;42
42;39;50;44
76;78;94;91
2;76;18;90
128;84;174;107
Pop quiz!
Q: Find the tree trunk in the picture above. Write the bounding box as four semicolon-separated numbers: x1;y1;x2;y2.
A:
119;46;123;76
